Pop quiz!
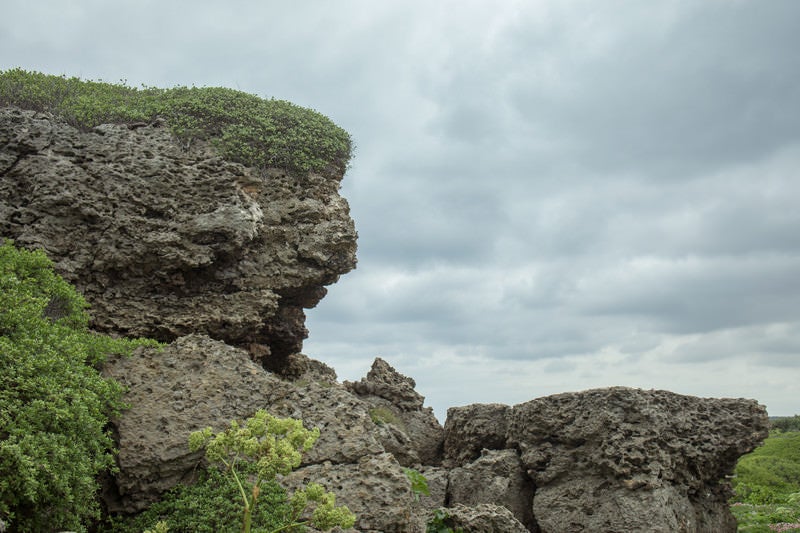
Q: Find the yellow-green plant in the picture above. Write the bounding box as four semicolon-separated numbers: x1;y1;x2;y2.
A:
188;410;355;533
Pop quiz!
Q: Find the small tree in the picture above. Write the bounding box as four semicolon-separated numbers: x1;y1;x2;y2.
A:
188;410;356;533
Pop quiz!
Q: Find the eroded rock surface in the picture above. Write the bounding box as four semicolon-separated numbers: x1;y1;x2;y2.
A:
2;105;771;533
101;335;386;512
476;386;767;533
431;503;529;533
346;358;444;466
0;106;356;364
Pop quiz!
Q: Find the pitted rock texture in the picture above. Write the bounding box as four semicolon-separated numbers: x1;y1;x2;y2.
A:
0;106;356;362
431;503;529;533
346;358;444;466
101;335;383;513
504;387;769;532
443;403;509;467
282;453;427;533
448;449;536;531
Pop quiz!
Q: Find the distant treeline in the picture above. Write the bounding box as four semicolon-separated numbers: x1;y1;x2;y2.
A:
770;415;800;433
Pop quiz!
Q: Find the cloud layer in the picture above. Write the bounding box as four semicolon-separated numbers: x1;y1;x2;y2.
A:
3;0;799;421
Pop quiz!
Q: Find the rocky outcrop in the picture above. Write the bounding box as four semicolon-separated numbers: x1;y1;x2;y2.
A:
0;106;356;366
507;387;769;532
1;105;770;533
345;358;444;466
101;337;438;531
441;387;769;532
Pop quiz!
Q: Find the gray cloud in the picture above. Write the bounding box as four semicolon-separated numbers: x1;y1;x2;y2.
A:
3;0;799;420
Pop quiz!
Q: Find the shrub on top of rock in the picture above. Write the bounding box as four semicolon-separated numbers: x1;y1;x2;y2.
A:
0;68;352;175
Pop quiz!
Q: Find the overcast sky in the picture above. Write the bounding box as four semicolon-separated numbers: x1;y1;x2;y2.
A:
4;0;799;422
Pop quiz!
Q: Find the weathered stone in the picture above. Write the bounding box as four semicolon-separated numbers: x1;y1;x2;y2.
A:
0;106;357;364
101;335;382;512
507;387;769;532
415;466;449;511
443;403;510;467
282;453;426;533
346;358;425;411
448;449;536;530
430;503;529;533
347;358;444;466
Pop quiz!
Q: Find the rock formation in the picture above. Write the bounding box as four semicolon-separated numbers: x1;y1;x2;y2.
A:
1;104;770;532
0;106;356;367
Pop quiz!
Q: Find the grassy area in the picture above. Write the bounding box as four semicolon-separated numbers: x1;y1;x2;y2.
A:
731;429;800;532
0;68;352;175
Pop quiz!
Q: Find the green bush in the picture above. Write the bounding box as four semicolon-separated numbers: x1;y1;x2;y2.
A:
103;466;293;533
0;68;352;175
0;240;157;532
773;416;800;433
187;410;356;533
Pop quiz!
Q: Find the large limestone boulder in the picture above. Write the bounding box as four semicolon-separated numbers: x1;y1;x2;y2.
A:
447;449;536;530
443;402;509;467
506;387;770;532
101;335;383;513
346;358;444;466
0;106;357;364
282;453;427;533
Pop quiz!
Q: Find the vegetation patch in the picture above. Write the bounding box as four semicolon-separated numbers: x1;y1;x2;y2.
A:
0;240;157;532
369;406;401;427
731;425;800;532
0;68;352;175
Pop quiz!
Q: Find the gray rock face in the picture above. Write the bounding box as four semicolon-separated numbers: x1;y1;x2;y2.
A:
282;453;427;533
431;503;529;533
506;387;769;532
101;335;384;512
443;403;509;467
346;358;444;466
0;106;356;363
448;449;536;531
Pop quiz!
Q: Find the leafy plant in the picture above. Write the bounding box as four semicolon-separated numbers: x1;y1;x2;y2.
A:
187;410;356;533
102;465;292;533
0;68;353;175
427;509;465;533
404;468;431;501
0;240;157;532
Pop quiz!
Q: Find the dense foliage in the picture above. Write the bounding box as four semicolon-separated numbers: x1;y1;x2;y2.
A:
0;68;352;175
731;430;800;532
773;416;800;433
187;410;356;533
0;240;157;532
104;466;292;533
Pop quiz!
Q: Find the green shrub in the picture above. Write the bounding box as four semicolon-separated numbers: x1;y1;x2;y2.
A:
103;465;292;533
187;410;356;533
427;509;464;533
0;240;157;532
773;416;800;433
369;406;401;427
0;68;352;175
